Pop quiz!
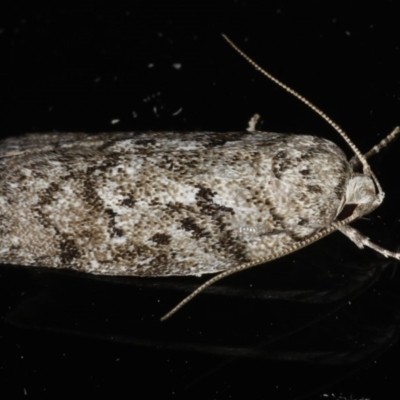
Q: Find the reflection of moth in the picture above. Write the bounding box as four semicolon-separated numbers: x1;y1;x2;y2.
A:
0;35;398;319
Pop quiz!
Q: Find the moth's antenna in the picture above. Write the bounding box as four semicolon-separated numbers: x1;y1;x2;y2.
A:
161;212;362;321
362;126;400;160
221;34;383;203
160;35;387;321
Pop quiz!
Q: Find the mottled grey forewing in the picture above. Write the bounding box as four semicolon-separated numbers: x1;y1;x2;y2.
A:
0;131;350;276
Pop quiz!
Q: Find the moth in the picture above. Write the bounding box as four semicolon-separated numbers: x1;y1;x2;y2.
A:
0;35;399;320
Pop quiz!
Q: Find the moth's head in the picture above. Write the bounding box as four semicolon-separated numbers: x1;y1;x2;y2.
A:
342;173;383;219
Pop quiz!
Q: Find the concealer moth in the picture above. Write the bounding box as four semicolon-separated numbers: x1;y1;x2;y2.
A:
0;35;398;320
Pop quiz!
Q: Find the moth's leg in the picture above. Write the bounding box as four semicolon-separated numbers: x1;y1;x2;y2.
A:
351;126;400;167
247;114;260;132
339;225;400;260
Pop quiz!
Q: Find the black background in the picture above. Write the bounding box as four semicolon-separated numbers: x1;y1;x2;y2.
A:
1;1;400;399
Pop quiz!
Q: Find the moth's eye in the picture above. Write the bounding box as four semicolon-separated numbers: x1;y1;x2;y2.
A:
337;203;358;221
